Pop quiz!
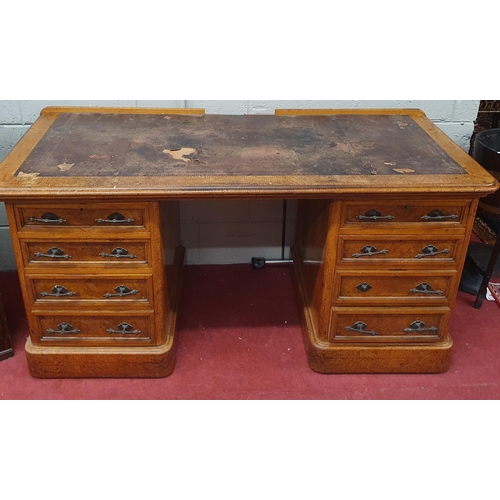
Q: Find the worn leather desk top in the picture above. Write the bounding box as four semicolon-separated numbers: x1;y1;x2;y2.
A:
0;107;496;200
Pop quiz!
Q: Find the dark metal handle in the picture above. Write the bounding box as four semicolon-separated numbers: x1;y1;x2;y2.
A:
356;210;394;221
46;322;81;334
352;246;389;258
34;247;72;260
99;247;137;259
106;322;142;335
357;282;373;292
40;285;77;298
28;212;67;224
404;320;438;333
421;210;459;221
345;321;378;336
410;282;444;295
103;286;139;298
95;212;135;224
415;245;450;259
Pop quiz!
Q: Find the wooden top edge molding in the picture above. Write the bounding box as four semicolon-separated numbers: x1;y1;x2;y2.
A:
40;106;206;116
275;108;427;117
0;177;497;202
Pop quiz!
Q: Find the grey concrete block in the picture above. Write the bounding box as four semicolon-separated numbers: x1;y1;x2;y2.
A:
435;121;475;151
453;100;480;122
89;100;137;108
186;100;249;114
198;221;283;265
19;100;92;124
136;100;185;109
181;200;249;223
0;125;30;162
249;200;284;221
0;101;22;125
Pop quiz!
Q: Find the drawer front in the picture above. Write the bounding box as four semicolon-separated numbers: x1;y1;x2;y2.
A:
28;277;153;307
329;308;449;344
33;315;155;346
341;201;468;227
18;204;147;230
24;241;150;266
334;273;454;305
339;236;463;266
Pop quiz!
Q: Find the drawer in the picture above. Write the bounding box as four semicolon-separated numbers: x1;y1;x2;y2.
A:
333;272;455;305
28;276;153;308
33;314;155;346
16;203;148;230
341;200;468;228
23;241;150;267
328;307;449;344
338;235;463;266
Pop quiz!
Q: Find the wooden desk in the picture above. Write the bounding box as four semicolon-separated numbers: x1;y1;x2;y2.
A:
0;107;497;377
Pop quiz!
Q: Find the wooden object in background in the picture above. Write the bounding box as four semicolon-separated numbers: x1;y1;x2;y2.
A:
0;293;14;362
0;106;497;377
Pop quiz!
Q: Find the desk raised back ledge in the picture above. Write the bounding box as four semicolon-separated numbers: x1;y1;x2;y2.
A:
0;106;497;377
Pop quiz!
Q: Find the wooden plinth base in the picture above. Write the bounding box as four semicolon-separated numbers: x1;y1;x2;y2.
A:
297;290;453;373
303;328;453;374
298;301;453;375
25;336;177;378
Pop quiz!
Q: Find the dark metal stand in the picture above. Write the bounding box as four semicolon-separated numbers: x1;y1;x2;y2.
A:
252;200;293;269
474;229;500;309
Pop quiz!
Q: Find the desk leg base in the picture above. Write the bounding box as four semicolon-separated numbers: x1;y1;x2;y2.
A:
25;336;177;378
297;292;453;374
303;331;453;374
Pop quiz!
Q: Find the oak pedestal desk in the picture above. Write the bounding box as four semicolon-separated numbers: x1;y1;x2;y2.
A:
0;107;497;378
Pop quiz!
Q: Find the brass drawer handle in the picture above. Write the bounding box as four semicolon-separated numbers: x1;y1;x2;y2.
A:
415;245;450;259
404;320;438;333
95;212;135;224
410;283;444;295
356;210;394;221
28;212;67;224
46;322;81;334
106;322;142;335
352;246;389;258
421;210;459;221
34;247;72;260
40;285;77;298
103;286;139;298
345;321;378;336
99;247;137;259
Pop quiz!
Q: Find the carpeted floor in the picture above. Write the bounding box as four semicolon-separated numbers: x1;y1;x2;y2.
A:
1;264;500;400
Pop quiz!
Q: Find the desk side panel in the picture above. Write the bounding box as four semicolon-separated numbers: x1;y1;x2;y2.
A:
294;199;340;341
159;201;184;343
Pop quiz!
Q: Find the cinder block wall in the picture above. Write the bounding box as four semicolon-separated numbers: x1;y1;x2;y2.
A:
0;100;480;270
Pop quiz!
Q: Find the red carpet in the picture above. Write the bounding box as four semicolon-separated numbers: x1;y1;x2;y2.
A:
1;265;500;399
